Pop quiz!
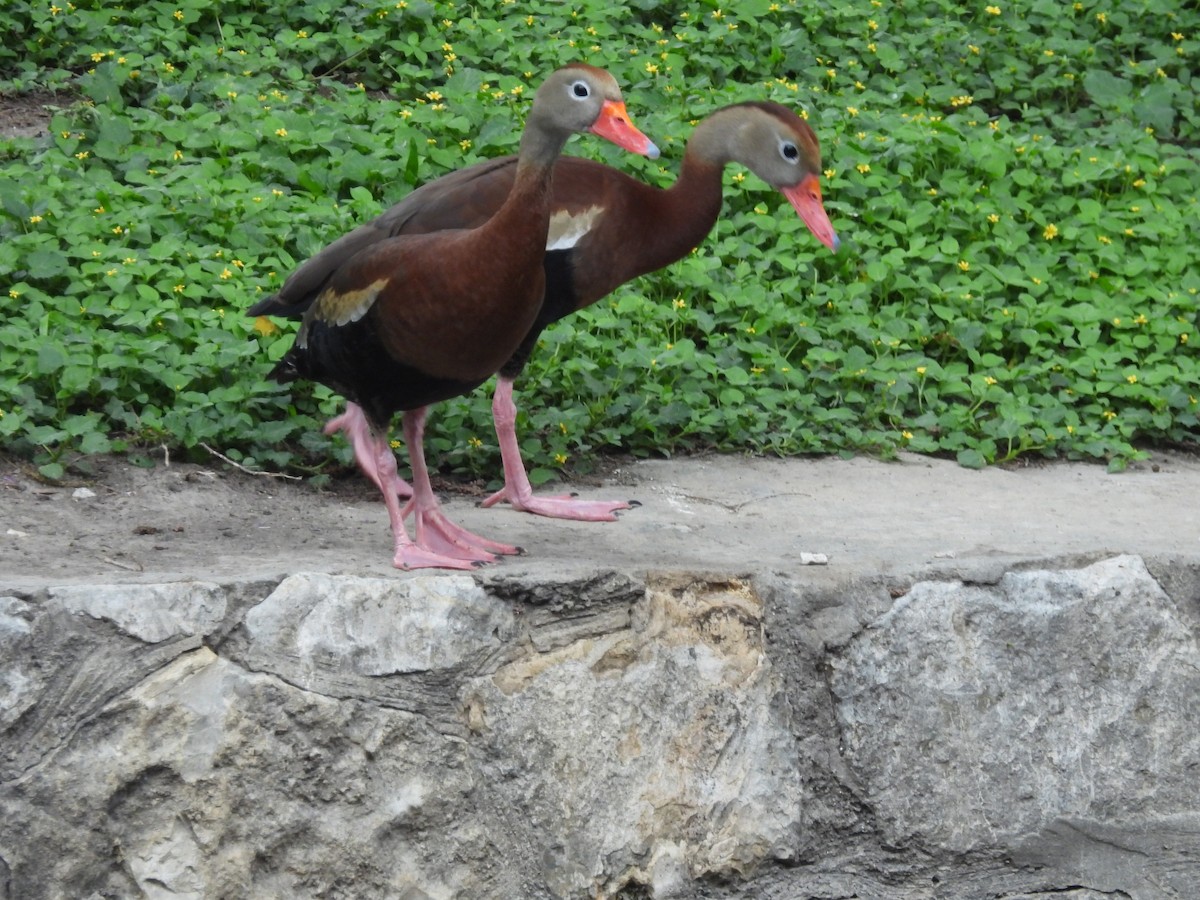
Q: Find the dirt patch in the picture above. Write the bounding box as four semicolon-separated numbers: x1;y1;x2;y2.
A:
4;446;1199;593
0;450;641;588
0;90;68;140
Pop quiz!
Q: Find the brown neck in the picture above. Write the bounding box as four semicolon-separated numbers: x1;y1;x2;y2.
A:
619;149;727;283
477;119;569;265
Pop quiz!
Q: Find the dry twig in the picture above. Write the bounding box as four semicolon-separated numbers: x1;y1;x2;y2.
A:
200;442;302;480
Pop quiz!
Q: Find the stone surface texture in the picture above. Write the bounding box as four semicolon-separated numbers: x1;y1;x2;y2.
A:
3;554;1200;899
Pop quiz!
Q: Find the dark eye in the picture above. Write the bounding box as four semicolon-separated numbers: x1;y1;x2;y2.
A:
571;81;590;98
781;142;799;161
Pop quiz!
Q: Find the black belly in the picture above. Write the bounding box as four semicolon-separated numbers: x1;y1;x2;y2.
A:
271;318;484;431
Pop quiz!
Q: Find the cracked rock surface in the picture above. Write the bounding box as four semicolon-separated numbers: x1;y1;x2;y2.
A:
2;452;1200;898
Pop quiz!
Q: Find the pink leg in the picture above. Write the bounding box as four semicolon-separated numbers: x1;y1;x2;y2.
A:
347;425;477;570
401;408;522;563
325;403;413;499
480;378;633;522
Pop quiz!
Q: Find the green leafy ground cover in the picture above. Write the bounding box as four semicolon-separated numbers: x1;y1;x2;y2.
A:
1;0;1197;483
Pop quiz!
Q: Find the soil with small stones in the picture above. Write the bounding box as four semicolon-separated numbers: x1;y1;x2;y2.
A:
0;90;63;140
4;445;1200;594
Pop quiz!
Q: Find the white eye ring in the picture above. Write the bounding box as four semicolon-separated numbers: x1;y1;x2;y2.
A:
780;140;800;163
570;80;591;99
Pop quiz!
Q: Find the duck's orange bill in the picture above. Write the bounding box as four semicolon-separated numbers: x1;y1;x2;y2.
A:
590;100;660;160
781;172;840;252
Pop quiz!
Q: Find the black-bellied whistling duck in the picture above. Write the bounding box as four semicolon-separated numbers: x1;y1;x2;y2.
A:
264;64;659;569
252;101;835;522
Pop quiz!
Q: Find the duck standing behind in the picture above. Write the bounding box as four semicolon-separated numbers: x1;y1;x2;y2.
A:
255;101;836;522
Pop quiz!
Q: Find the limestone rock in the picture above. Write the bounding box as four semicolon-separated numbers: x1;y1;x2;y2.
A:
2;555;1199;898
829;555;1200;856
466;577;799;897
48;580;226;643
242;572;514;677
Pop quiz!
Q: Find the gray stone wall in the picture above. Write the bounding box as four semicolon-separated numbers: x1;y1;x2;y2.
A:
3;554;1199;898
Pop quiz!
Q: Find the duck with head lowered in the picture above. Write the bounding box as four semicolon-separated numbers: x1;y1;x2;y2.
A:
264;63;660;569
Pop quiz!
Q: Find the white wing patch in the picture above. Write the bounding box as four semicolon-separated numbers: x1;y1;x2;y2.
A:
546;205;604;251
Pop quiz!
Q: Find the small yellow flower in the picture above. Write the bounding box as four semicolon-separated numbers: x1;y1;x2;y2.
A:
8;289;19;299
846;105;859;116
173;9;183;20
468;437;484;449
985;5;1000;14
824;168;835;179
389;439;402;449
173;149;183;161
958;260;970;271
219;268;233;280
901;430;914;440
554;452;569;465
1181;334;1190;344
1043;223;1059;240
1102;410;1117;421
163;62;175;73
916;366;927;375
856;163;871;174
1096;12;1107;24
90;52;104;62
275;128;288;137
988;213;1000;223
28;214;43;224
296;30;308;39
174;284;185;293
253;317;280;337
1126;375;1138;384
672;297;686;310
868;19;878;30
75;151;89;160
984;376;998;385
